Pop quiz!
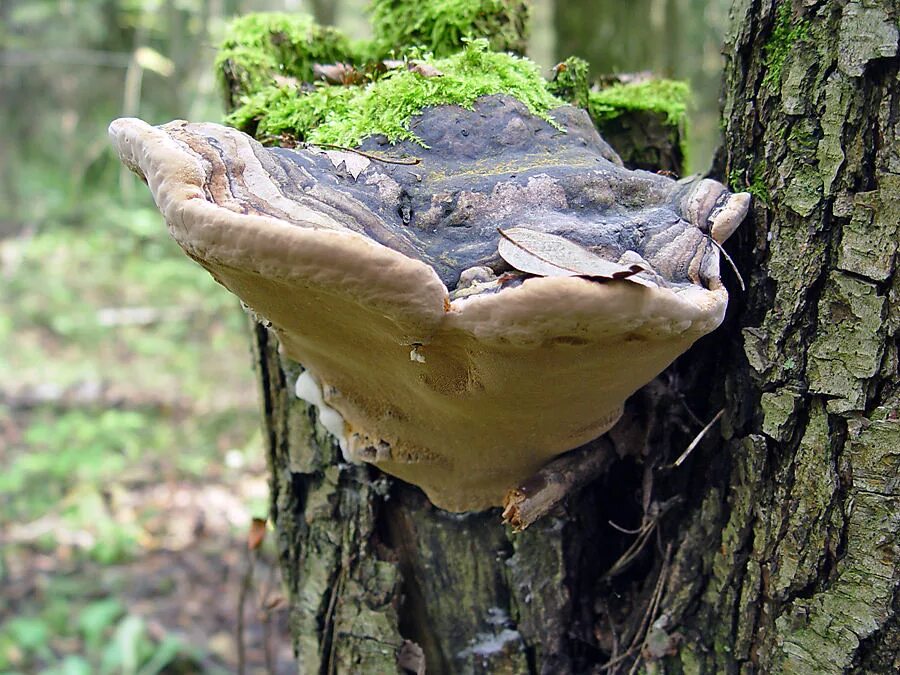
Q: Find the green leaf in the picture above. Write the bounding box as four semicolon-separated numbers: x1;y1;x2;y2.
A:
4;617;49;652
78;599;125;650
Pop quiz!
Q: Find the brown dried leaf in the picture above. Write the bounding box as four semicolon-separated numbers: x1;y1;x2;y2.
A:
323;149;371;180
247;517;267;550
409;61;444;78
312;63;345;83
497;227;646;281
313;62;363;85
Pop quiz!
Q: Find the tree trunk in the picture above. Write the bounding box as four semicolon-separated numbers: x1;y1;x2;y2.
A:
688;0;900;671
249;2;899;673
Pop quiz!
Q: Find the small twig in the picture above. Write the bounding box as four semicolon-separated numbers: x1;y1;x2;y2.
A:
608;519;648;535
312;142;421;165
324;564;348;675
705;234;745;291
502;437;616;532
258;561;279;675
238;519;268;675
605;496;681;580
236;545;256;675
599;645;641;672
606;610;621;671
626;544;673;675
671;409;724;467
604;522;656;579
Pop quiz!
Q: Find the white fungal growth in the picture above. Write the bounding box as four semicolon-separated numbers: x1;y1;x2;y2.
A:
457;608;522;659
294;370;351;461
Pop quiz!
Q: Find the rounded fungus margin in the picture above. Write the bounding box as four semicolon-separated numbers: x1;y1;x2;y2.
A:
109;96;749;512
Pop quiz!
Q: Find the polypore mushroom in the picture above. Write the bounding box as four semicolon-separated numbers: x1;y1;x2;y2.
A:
110;94;749;513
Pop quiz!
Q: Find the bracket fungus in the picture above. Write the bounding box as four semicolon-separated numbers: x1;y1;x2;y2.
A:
110;94;749;513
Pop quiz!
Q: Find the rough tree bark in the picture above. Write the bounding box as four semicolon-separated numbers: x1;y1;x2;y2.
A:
687;0;900;671
244;1;899;673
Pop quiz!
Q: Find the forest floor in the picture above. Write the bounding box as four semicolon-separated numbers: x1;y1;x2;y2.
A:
0;195;294;674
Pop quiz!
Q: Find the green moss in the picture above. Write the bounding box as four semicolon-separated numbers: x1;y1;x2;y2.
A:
729;161;770;204
369;0;529;59
216;13;357;102
226;40;564;147
546;56;590;110
588;79;690;127
588;79;690;167
762;2;809;90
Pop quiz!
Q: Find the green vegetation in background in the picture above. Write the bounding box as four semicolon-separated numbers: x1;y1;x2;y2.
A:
588;79;690;126
0;199;260;672
0;595;207;673
0;203;250;400
368;0;530;58
221;7;689;152
762;1;810;89
216;12;359;105
228;39;565;146
546;56;590;110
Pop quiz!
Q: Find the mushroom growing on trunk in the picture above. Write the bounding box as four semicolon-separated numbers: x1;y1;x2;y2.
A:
110;94;748;516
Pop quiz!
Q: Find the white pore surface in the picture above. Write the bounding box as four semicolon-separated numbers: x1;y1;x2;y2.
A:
294;370;351;461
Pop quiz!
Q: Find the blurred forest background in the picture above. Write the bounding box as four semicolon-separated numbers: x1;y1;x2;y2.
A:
0;0;730;672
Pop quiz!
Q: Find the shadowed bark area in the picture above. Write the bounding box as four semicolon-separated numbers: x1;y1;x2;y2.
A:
242;2;898;673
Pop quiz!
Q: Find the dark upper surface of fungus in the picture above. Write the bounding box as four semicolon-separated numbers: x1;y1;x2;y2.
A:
223;94;740;290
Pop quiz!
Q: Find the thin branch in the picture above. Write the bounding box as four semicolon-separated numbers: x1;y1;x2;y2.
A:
311;142;421;165
257;560;279;675
672;409;724;468
603;521;656;579
324;564;348;675
705;234;745;291
236;545;256;675
502;438;616;531
608;519;647;535
626;544;673;675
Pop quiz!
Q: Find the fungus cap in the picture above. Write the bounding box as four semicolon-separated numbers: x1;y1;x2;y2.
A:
109;96;748;512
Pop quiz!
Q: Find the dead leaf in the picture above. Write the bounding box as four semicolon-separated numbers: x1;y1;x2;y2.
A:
247;518;267;550
323;150;371;180
409;61;444;78
497;227;647;282
312;62;363;85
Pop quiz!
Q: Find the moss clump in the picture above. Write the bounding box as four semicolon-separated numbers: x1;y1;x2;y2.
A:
588;79;690;127
227;83;357;144
227;40;564;148
729;162;769;204
762;2;809;90
547;57;590;110
216;13;357;104
369;0;530;58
